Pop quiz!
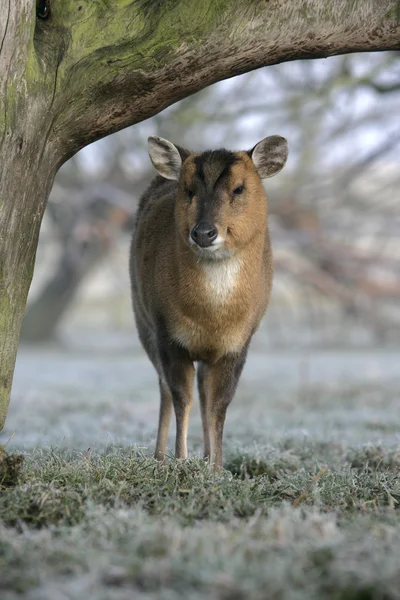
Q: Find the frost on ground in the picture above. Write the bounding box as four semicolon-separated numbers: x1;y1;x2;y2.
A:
1;340;400;599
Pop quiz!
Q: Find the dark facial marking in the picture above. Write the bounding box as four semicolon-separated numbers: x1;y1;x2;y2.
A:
195;158;205;184
193;150;240;223
194;150;239;191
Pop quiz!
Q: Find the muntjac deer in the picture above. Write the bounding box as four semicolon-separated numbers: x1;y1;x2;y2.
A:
130;135;288;468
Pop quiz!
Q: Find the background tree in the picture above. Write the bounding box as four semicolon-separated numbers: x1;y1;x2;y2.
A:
0;0;399;429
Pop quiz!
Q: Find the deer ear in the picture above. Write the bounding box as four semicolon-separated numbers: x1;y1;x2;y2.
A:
148;136;183;180
249;135;288;179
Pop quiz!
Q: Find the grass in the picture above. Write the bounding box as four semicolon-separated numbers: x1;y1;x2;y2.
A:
2;346;400;598
0;443;400;599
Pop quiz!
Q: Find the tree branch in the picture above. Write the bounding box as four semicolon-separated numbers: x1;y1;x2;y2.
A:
365;81;400;93
27;0;400;166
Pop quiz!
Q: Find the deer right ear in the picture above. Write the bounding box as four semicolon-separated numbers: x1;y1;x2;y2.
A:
148;136;183;180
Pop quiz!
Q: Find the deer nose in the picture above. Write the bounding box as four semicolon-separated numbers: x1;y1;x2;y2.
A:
190;222;218;248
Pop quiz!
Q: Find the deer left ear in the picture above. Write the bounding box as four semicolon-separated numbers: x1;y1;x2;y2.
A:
249;135;288;179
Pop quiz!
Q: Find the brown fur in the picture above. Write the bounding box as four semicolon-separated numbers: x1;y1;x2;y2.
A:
130;137;287;468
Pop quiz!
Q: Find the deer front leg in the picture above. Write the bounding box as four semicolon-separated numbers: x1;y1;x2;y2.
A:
203;347;249;470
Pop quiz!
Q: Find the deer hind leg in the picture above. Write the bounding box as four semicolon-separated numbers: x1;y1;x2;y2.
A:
197;361;211;460
154;378;173;461
134;318;172;461
158;339;195;460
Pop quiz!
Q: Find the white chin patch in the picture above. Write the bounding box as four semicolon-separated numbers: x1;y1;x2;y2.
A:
189;234;231;261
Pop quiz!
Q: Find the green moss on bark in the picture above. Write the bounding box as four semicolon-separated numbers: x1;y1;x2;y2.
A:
33;0;233;103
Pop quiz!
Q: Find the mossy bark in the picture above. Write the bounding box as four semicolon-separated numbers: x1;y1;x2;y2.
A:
0;0;399;430
0;157;56;427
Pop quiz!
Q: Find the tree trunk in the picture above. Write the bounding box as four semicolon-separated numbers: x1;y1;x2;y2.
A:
0;1;59;426
0;161;55;425
0;0;399;430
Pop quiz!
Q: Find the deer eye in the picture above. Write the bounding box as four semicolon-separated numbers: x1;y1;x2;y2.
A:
185;188;194;202
232;184;244;196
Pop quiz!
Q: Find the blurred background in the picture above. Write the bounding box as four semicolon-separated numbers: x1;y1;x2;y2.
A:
5;51;400;451
23;51;400;349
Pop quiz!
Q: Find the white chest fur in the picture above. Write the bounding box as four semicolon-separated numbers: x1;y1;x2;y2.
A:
201;257;241;304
